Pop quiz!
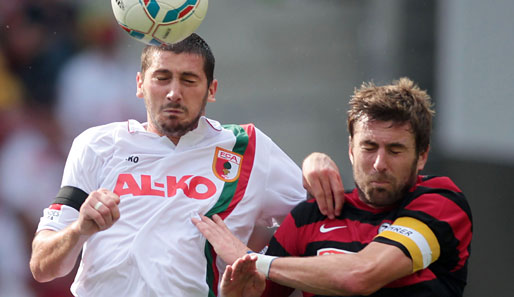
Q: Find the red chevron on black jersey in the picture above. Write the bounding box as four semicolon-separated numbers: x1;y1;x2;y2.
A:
264;175;472;297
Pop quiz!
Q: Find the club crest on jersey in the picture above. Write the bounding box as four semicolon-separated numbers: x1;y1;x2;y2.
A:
379;222;391;234
212;147;243;182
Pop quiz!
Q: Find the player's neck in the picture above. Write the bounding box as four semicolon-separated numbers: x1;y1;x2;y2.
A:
145;123;182;145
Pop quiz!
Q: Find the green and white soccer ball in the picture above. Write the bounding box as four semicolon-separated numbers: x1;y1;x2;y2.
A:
111;0;208;45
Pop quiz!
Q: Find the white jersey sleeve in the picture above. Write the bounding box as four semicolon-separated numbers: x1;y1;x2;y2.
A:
61;125;115;193
36;124;116;233
37;205;79;232
251;128;306;227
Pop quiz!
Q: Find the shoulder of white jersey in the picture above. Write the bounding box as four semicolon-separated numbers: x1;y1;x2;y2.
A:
72;121;130;148
75;121;129;138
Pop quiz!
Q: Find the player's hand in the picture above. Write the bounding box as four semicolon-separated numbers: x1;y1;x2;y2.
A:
73;189;121;236
302;152;345;219
220;254;266;297
192;214;250;264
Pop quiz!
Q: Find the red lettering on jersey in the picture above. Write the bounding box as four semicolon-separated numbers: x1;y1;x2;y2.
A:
114;173;142;196
140;175;165;197
188;176;217;199
114;174;217;200
167;175;193;197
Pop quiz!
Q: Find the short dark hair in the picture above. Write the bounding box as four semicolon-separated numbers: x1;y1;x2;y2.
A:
347;77;435;154
140;33;215;86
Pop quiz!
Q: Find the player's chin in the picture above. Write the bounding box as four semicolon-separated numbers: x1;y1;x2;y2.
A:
365;187;388;201
159;115;182;127
160;122;191;136
369;190;403;207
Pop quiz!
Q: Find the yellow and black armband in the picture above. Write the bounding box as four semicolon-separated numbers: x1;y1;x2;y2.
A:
374;217;440;272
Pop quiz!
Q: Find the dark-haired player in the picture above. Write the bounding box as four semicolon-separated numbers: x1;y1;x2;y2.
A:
29;34;306;297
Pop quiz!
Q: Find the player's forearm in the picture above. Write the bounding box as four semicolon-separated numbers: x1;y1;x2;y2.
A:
266;243;412;296
267;254;370;296
30;222;88;282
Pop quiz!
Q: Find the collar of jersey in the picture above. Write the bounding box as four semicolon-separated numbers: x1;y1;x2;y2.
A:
126;116;223;137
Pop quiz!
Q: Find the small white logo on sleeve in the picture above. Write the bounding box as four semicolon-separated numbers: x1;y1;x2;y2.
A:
320;224;347;233
44;208;62;221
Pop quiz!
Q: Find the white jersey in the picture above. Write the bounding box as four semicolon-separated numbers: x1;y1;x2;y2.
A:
37;117;305;297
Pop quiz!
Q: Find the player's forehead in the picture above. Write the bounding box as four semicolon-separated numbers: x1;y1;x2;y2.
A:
147;50;205;74
353;118;415;146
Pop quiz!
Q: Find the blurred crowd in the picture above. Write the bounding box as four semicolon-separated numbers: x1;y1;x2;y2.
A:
0;1;145;296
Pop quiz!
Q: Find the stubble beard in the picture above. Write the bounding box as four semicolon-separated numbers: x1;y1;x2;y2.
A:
150;92;208;139
355;159;419;208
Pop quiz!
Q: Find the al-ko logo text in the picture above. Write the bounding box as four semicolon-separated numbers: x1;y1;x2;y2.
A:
114;174;217;200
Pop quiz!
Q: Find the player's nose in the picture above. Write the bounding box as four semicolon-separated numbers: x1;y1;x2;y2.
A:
373;150;388;172
166;82;182;102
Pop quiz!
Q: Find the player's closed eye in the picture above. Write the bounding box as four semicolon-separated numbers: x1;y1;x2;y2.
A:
387;144;407;155
154;76;171;81
182;78;196;84
361;145;377;152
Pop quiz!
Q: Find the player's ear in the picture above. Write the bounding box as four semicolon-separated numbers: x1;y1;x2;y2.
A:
348;136;355;165
416;145;430;171
136;72;144;98
207;79;218;103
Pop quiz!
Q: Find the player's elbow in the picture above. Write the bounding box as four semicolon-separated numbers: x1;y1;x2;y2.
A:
30;254;64;283
31;271;52;283
30;258;53;283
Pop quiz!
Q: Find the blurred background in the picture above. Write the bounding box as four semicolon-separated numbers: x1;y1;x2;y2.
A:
0;0;511;296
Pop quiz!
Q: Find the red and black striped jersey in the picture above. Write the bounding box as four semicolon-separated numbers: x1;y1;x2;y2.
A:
264;175;472;297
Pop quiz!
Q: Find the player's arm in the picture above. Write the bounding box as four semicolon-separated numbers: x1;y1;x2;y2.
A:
218;241;411;297
302;152;345;219
30;224;88;282
30;189;120;282
267;241;411;296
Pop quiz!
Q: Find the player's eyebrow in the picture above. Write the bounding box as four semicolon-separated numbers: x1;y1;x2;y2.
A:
152;69;201;79
153;69;172;75
181;71;201;79
388;142;407;148
386;143;409;151
360;140;378;147
360;140;409;149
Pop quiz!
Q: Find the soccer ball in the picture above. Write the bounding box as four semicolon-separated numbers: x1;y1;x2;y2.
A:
111;0;208;45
